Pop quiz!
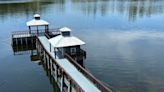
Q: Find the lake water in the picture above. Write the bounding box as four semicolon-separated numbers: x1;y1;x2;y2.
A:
0;0;164;92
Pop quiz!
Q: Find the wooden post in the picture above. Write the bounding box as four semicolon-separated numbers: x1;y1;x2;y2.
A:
56;65;58;81
55;48;56;59
11;34;13;46
61;71;64;92
45;54;48;70
50;44;51;52
49;56;52;76
47;25;49;33
47;55;49;70
68;80;72;92
29;26;31;34
45;25;47;33
50;59;53;73
49;56;51;70
16;38;18;45
20;38;23;45
44;51;46;64
47;56;50;70
31;38;33;47
25;37;28;45
54;64;57;81
37;26;39;36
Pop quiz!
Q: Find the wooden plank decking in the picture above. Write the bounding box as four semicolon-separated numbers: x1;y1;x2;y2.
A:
37;36;112;92
11;29;112;92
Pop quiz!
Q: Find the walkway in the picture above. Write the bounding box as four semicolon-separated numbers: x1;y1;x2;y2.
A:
38;36;101;92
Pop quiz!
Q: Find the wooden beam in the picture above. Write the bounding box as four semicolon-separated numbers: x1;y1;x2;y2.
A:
37;26;39;35
29;26;31;34
50;44;51;52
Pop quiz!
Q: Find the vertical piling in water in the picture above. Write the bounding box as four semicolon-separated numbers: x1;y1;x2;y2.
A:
20;38;23;45
25;37;28;45
16;38;18;45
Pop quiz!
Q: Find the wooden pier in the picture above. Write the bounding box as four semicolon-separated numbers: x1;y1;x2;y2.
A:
11;14;112;92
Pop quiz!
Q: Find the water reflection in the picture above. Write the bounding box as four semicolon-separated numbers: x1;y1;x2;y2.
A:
0;0;64;21
82;29;164;92
1;0;164;92
71;0;164;21
0;0;164;21
12;44;60;92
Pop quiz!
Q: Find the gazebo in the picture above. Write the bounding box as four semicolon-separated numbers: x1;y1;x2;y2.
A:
26;14;49;35
48;27;85;58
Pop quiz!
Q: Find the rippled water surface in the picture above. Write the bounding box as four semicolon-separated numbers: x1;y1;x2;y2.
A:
0;0;164;92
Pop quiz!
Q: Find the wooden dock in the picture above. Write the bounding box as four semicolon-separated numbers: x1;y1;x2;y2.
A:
11;14;112;92
11;29;60;46
36;36;112;92
11;31;112;92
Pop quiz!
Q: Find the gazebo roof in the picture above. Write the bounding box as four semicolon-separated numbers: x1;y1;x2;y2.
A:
59;27;72;32
48;35;85;48
26;14;49;27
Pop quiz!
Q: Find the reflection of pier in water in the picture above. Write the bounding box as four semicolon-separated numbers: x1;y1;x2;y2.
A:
11;14;112;92
12;43;61;92
12;42;61;92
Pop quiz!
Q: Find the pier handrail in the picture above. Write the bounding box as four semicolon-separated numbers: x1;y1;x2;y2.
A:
36;37;85;92
64;53;112;92
36;37;112;92
12;31;29;35
11;28;60;35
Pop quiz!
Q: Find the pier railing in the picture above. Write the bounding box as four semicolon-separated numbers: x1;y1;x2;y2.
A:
11;29;60;38
36;37;85;92
64;53;112;92
35;34;112;92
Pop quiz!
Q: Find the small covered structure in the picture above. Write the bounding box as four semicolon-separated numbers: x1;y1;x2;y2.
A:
26;14;49;35
48;27;86;62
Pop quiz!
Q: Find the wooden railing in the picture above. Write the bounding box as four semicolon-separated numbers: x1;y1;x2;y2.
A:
12;29;61;38
36;36;112;92
44;31;61;39
64;53;112;92
36;37;85;92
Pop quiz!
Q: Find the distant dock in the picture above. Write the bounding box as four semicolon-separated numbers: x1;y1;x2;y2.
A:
11;14;112;92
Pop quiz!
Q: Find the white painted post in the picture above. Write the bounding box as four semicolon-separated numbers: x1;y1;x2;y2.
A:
50;59;53;73
55;65;58;81
50;44;51;52
56;65;58;82
47;55;49;69
68;80;71;92
44;51;46;64
61;71;64;92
